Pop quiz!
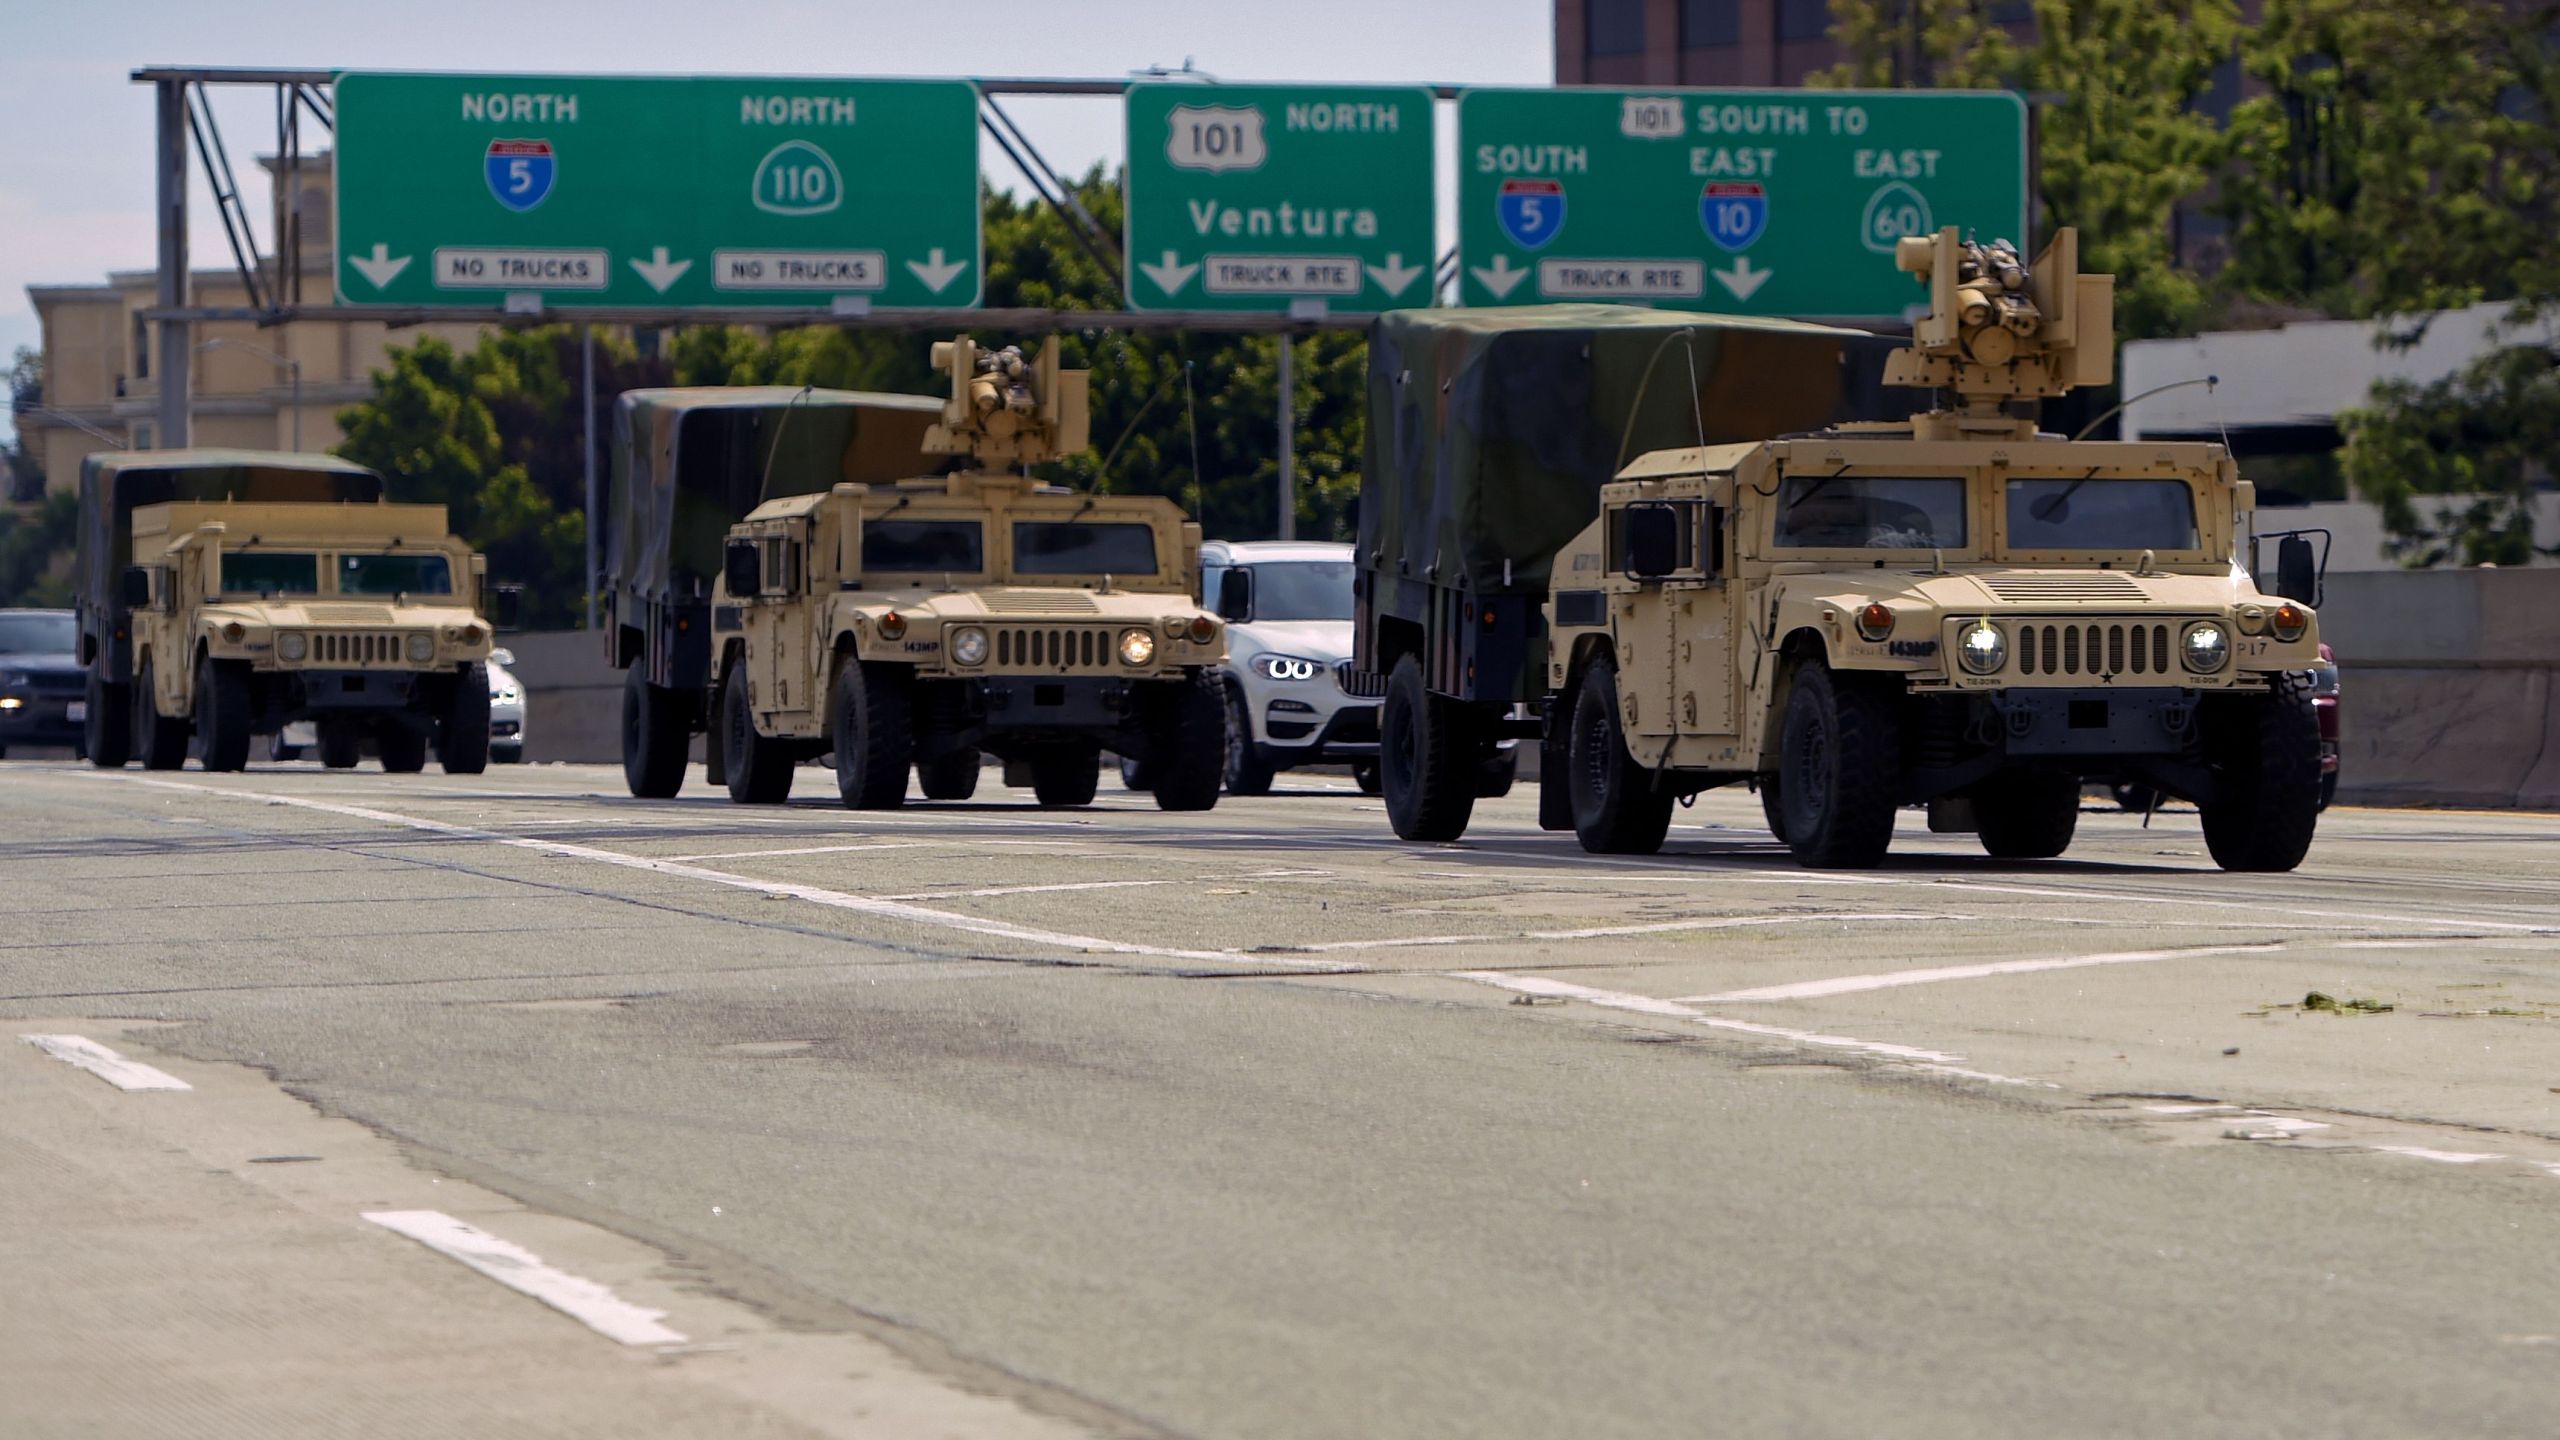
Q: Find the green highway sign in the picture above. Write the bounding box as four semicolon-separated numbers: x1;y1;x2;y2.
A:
333;73;982;310
1456;88;2026;318
1123;83;1437;313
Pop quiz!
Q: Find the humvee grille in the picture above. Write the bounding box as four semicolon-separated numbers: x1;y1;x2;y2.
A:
1983;574;2146;602
309;631;413;667
2015;621;2173;678
993;626;1115;670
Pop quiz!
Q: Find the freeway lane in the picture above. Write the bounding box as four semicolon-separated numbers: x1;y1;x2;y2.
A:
5;760;2559;1437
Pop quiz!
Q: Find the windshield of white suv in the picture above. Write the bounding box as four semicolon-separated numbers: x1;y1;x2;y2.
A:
0;613;73;653
339;554;455;595
1773;476;1967;549
1246;562;1353;622
1013;522;1158;576
220;552;320;596
864;519;984;573
2007;478;2198;551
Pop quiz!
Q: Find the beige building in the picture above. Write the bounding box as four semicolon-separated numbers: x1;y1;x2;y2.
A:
16;152;485;495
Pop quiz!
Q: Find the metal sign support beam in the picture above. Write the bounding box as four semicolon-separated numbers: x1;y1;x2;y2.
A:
1276;336;1295;542
136;303;1375;333
154;78;190;449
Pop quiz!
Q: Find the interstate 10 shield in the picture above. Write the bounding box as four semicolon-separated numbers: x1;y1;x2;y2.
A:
1497;178;1565;250
484;139;555;212
1701;181;1766;252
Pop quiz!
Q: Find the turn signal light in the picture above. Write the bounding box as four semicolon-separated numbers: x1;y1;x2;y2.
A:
1188;615;1218;644
877;611;907;640
2270;604;2309;642
1855;603;1894;642
220;621;246;642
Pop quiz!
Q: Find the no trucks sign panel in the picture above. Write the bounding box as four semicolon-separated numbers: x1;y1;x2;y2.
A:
1123;83;1437;314
1456;87;2027;319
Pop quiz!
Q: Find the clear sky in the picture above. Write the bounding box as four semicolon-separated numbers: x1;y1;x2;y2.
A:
0;0;1552;444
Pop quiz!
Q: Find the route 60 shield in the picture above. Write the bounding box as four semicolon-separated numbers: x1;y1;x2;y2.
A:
485;139;555;213
1497;179;1565;250
1700;181;1766;252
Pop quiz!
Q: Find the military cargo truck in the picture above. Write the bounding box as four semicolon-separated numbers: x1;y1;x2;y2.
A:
606;386;943;798
75;449;510;773
710;337;1228;810
1543;229;2326;871
1352;304;1898;842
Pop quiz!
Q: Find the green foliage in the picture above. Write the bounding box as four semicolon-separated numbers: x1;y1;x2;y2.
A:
2339;343;2560;568
6;346;42;503
0;490;78;607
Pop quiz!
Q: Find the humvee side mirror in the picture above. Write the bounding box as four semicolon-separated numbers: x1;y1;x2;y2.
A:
1216;567;1253;623
2274;535;2317;606
724;540;761;599
1620;505;1682;580
120;566;153;610
487;583;526;632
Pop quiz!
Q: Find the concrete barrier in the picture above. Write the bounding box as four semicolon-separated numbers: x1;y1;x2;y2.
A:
2318;569;2560;810
497;629;628;764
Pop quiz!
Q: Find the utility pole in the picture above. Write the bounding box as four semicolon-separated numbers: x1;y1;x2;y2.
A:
583;323;599;630
154;79;190;449
1275;334;1295;541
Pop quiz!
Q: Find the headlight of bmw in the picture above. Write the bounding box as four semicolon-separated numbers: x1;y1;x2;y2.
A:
950;625;989;667
1252;653;1323;683
1117;627;1156;668
2181;622;2231;674
277;632;307;662
493;686;522;706
1956;620;2007;675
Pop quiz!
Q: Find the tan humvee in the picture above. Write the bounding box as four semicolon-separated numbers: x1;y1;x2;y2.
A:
114;488;501;774
709;337;1230;810
1543;228;2326;871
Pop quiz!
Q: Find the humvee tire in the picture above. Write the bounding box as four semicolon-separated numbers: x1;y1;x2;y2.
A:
2200;676;2322;873
1975;770;2081;860
442;662;492;776
1117;753;1153;793
622;667;691;800
133;658;188;771
1476;746;1519;800
1566;657;1672;855
831;659;912;809
1221;681;1275;796
194;656;253;772
85;672;131;768
378;725;428;773
1149;668;1226;813
1352;759;1382;795
1382;654;1476;842
1777;662;1900;869
1030;747;1102;807
718;667;792;803
919;748;981;801
318;720;363;770
1757;776;1788;845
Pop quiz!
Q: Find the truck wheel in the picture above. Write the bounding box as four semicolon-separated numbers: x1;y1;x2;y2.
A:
378;725;428;774
1030;747;1102;807
1222;681;1275;796
1567;657;1672;855
719;665;793;804
1150;668;1227;812
621;667;691;800
1117;753;1154;793
318;721;363;770
85;671;131;769
193;656;253;772
133;657;189;772
1352;759;1382;795
831;659;912;809
1381;654;1476;842
1974;770;2081;860
2319;770;2338;812
440;662;492;776
918;748;981;802
2200;675;2323;872
1777;662;1901;869
1475;746;1519;800
1757;776;1788;844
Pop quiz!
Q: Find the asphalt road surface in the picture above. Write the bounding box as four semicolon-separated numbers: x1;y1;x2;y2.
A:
6;758;2559;1438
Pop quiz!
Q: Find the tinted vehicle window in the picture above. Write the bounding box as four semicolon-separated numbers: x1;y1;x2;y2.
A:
2007;479;2199;551
1013;522;1158;576
0;613;74;653
864;519;984;572
221;552;319;596
1773;476;1968;549
339;554;455;595
1247;561;1354;621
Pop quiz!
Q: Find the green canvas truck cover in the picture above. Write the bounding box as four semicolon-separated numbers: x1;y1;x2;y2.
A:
606;388;944;605
1359;305;1900;600
77;449;384;621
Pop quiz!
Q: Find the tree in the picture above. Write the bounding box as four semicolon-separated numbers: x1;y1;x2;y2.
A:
0;490;78;607
2340;341;2560;568
5;347;43;503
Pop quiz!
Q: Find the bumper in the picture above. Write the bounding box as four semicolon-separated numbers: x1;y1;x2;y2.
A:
1992;687;2201;757
1261;701;1380;763
286;667;439;712
0;691;86;746
956;674;1148;743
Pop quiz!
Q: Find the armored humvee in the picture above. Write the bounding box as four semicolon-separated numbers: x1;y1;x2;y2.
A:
1543;228;2326;871
76;449;510;773
710;337;1229;810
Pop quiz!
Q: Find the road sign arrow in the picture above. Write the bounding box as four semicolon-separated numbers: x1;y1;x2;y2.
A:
349;243;412;289
1137;250;1200;296
629;247;693;293
1468;254;1527;300
1713;256;1772;302
1364;252;1424;298
906;247;969;294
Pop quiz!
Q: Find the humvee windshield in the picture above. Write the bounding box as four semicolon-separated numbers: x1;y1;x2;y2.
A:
221;552;319;596
340;554;455;595
1014;521;1158;576
1774;476;1967;550
2007;478;2198;551
864;519;984;572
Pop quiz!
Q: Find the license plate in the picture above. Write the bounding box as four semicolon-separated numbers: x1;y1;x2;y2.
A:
65;700;87;722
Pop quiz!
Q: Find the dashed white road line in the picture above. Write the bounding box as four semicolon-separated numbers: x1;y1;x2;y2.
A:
877;879;1172;902
1291;911;1949;955
2370;1145;2508;1166
1677;942;2288;1004
20;1033;192;1091
362;1210;684;1346
658;841;932;863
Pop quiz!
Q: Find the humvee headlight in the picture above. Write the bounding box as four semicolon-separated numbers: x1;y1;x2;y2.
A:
1188;615;1218;645
1117;627;1156;668
2181;622;2231;674
1855;604;1895;642
277;631;307;662
876;610;907;641
2270;604;2310;643
406;631;436;662
950;625;989;666
1956;620;2007;675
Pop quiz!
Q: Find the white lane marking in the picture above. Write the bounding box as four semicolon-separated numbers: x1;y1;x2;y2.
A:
876;879;1172;902
104;778;1347;971
658;841;932;862
1294;911;1947;955
20;1034;192;1091
362;1210;685;1346
2370;1146;2507;1165
1446;972;2053;1087
2145;1103;2238;1114
2225;1114;2334;1139
1677;942;2287;1004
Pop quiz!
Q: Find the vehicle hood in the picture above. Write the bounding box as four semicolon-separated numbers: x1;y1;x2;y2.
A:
200;598;484;627
867;587;1213;624
0;653;81;680
1229;619;1353;663
1777;567;2266;615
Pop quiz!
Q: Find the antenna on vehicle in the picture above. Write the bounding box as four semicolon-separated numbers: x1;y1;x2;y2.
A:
2071;375;2218;444
759;384;818;504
